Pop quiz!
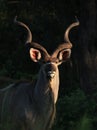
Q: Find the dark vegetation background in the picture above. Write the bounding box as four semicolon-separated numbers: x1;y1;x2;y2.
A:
0;0;97;130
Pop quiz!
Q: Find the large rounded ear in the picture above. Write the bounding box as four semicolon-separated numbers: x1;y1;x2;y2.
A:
29;48;41;62
58;49;71;62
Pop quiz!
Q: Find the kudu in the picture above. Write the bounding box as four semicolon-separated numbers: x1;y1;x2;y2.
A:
0;17;79;130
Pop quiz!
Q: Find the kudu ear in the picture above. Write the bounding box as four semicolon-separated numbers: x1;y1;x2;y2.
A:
30;48;41;62
58;49;71;62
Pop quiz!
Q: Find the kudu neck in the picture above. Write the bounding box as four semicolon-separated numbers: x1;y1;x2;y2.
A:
34;65;60;105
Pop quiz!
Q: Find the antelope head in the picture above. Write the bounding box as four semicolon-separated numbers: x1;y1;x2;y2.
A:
14;16;79;65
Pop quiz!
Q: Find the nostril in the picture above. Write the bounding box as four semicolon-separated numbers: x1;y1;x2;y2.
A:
47;71;56;78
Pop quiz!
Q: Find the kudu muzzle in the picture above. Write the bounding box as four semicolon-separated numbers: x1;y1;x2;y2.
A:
44;62;57;79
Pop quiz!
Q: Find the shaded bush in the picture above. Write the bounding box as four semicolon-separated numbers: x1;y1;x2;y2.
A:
53;88;97;130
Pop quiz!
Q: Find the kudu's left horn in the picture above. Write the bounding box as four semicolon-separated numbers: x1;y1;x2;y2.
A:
52;19;79;57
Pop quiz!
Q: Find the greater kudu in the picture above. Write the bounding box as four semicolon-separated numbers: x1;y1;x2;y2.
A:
0;17;79;130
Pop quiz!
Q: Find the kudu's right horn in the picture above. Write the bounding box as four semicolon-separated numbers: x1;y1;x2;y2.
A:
14;16;50;60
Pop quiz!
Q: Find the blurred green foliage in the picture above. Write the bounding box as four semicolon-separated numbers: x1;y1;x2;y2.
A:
53;88;97;130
